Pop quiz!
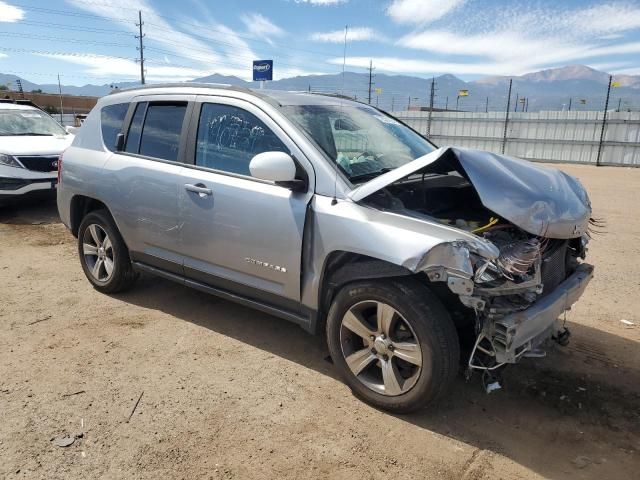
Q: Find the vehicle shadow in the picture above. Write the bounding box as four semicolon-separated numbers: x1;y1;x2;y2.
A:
118;274;640;480
0;195;59;225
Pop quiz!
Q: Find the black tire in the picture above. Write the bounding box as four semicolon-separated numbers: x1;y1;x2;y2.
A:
326;278;459;413
77;209;138;294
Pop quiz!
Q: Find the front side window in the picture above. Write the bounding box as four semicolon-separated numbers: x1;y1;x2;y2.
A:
100;103;129;151
0;109;66;136
195;103;287;176
281;104;435;183
125;102;186;161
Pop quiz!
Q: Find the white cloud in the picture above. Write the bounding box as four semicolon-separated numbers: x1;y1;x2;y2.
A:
38;53;212;82
0;53;7;58
387;0;466;25
63;0;316;81
562;2;640;36
395;2;640;75
240;13;285;45
311;27;378;43
0;1;24;22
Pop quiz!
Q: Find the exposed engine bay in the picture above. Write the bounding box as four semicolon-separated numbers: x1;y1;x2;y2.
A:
357;147;596;378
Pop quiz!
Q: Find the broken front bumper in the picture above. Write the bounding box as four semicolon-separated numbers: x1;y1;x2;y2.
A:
489;263;594;363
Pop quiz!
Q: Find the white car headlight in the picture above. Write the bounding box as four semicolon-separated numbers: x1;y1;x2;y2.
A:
0;153;24;169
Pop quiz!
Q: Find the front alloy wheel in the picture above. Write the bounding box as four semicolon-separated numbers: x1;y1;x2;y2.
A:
327;278;460;413
341;301;423;396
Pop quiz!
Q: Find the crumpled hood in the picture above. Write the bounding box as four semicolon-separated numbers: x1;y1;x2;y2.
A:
0;134;74;156
349;146;592;239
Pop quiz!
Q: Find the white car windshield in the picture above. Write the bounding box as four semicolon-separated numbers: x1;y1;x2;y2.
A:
281;104;436;183
0;109;66;136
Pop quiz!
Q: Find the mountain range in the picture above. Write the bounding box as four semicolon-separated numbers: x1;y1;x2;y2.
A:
1;65;638;112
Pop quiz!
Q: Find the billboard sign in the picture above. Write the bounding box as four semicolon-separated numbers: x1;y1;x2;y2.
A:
253;60;273;81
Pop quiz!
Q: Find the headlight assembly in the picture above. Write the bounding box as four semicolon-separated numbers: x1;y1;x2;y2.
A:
0;153;24;169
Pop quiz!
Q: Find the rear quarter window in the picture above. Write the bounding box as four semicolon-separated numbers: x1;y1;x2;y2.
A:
100;103;129;151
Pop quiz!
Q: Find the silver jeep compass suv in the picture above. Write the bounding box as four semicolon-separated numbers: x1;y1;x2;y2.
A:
57;84;594;412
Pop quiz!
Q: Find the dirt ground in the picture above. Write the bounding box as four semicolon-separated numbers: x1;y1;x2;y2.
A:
1;164;639;480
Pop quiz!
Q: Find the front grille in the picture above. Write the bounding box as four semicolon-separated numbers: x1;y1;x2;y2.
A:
16;155;60;173
540;240;568;296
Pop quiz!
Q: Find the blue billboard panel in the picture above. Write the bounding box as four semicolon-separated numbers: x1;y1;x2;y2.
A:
253;60;273;81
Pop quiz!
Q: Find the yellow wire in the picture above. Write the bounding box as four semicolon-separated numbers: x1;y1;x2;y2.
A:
472;217;499;233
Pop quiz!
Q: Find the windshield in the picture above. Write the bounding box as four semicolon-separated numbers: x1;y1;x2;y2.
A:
0;109;66;136
281;104;435;183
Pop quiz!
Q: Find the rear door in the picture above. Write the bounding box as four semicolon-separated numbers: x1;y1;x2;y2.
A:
103;95;194;274
178;96;314;309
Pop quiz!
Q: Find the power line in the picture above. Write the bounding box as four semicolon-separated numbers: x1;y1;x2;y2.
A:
9;20;133;35
0;46;132;61
0;31;132;48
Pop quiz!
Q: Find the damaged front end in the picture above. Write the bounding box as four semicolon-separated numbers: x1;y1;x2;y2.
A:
420;230;593;369
352;147;595;371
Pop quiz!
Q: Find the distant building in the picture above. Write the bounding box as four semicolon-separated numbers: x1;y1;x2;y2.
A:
1;90;98;114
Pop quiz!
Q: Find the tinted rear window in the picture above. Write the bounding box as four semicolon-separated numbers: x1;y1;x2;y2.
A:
100;103;129;151
138;103;187;161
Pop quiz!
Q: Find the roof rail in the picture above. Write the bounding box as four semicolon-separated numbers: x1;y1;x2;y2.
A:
109;82;253;95
308;92;359;102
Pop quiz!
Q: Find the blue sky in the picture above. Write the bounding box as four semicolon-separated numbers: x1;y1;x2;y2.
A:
1;0;640;86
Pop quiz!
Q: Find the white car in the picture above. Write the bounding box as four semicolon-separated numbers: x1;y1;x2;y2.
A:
0;102;74;204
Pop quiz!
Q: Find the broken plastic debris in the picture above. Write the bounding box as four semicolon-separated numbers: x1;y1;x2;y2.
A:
53;435;75;448
485;381;501;394
620;319;635;326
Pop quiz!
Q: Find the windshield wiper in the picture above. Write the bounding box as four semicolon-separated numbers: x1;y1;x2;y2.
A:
9;133;55;136
349;167;394;183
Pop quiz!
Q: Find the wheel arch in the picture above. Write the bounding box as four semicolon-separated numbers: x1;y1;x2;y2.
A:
69;195;112;237
316;250;416;333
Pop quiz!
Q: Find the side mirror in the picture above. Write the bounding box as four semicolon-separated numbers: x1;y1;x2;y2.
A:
115;133;125;152
65;125;78;134
249;151;306;191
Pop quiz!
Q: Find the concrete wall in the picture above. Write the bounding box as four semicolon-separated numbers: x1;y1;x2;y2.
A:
395;110;640;167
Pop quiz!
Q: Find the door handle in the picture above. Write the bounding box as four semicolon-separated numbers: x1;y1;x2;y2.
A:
185;183;212;197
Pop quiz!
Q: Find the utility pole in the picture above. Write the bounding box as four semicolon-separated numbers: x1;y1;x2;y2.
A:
514;93;519;112
427;76;435;137
367;60;374;105
485;96;489;113
596;75;613;167
407;96;411;110
568;97;572;111
136;10;145;85
445;96;448;110
501;79;513;154
617;98;622;111
57;74;64;123
391;96;395;112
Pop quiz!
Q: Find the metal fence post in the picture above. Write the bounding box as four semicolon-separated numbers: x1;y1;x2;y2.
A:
501;79;513;154
596;75;612;167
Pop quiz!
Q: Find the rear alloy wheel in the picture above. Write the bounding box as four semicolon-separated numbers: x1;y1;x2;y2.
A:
82;224;115;283
77;210;138;293
327;278;459;413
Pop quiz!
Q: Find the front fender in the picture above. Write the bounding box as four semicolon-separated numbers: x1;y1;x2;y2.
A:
301;195;498;312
